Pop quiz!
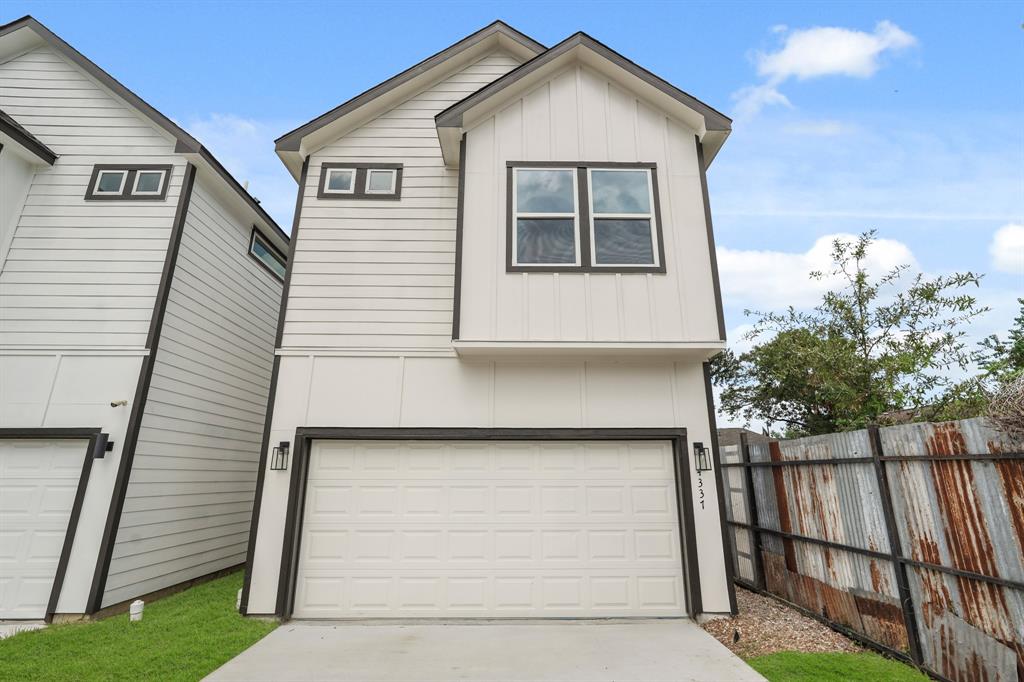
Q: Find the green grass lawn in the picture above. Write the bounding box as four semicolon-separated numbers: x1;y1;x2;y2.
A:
749;651;930;681
0;572;276;682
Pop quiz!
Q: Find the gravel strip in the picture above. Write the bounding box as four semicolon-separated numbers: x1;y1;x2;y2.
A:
702;587;863;658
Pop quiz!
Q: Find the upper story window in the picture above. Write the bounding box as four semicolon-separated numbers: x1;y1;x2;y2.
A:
85;164;172;201
507;162;664;273
249;228;287;281
317;163;403;200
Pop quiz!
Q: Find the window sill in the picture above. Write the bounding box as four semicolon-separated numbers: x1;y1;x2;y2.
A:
452;339;725;360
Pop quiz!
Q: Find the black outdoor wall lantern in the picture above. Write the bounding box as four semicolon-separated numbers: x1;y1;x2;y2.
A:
271;441;290;471
693;441;713;473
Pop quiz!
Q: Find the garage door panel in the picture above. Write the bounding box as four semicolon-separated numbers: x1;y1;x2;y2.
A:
294;440;685;618
0;439;84;619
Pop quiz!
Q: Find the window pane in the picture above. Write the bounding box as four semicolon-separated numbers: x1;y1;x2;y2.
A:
591;170;650;214
135;171;163;193
327;169;354;191
516;169;574;213
97;171;126;193
367;169;395;192
593;219;654;265
252;237;286;279
516;218;576;264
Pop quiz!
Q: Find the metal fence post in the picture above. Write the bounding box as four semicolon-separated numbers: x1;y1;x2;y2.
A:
740;432;766;591
867;424;924;666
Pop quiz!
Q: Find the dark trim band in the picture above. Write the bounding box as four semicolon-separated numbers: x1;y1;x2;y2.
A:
240;157;310;615
694;138;726;342
272;427;700;621
505;161;666;274
84;164;173;201
0;428;108;622
451;134;467;340
86;163;197;614
315;163;404;200
703;362;738;615
0;108;57;164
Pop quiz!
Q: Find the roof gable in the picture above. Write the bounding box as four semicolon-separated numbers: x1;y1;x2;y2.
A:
273;21;545;177
0;15;287;248
0;107;56;164
435;33;732;168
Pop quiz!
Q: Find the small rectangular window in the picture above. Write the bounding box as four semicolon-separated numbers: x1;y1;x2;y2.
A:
85;165;172;200
317;163;403;200
506;162;664;273
249;229;286;281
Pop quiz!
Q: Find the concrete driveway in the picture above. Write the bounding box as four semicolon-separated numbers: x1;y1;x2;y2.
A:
205;619;764;682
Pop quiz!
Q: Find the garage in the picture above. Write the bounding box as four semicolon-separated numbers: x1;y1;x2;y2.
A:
0;436;93;620
289;436;694;619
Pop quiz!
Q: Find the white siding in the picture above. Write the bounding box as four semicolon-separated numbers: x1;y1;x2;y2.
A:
460;64;720;343
103;177;281;607
0;146;35;267
0;46;183;349
281;51;524;350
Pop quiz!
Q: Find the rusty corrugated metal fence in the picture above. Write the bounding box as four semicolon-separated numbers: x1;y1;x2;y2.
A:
721;417;1024;682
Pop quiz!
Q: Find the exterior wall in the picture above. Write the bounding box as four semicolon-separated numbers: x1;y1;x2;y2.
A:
103;175;281;607
0;146;35;266
246;353;731;615
459;64;720;343
281;50;524;350
0;351;143;613
0;45;183;349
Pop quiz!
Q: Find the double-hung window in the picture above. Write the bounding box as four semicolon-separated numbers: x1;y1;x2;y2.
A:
508;163;664;272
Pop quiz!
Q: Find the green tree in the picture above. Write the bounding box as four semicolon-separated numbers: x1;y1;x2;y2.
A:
712;231;988;436
977;298;1024;384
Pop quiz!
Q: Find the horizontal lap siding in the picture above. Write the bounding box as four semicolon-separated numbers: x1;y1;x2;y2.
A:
281;51;523;350
103;179;281;606
0;46;183;348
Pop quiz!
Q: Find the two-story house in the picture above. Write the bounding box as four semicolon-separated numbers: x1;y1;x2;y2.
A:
0;17;287;620
242;21;736;620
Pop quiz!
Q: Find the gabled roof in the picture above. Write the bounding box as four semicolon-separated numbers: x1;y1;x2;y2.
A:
0;107;57;164
0;16;287;249
274;21;546;178
435;32;732;167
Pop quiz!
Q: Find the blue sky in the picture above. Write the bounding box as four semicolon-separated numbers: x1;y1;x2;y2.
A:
8;1;1023;360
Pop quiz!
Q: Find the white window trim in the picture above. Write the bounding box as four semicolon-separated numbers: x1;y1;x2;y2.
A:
323;168;356;194
364;168;398;194
511;167;581;267
587;167;659;268
93;169;128;195
131;169;166;196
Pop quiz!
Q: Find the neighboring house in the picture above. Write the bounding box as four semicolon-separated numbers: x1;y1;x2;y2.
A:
0;16;287;621
243;22;737;621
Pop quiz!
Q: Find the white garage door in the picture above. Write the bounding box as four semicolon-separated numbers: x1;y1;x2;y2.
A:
293;440;686;618
0;439;83;619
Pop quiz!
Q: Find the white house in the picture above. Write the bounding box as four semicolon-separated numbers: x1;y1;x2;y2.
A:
242;22;737;621
0;16;287;620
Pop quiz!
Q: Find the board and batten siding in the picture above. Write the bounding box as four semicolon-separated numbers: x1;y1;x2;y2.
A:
460;64;720;343
0;45;183;349
103;177;281;607
281;50;524;350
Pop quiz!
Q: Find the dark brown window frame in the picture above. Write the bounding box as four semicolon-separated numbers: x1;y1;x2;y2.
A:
84;164;173;201
248;226;287;281
506;161;666;274
316;162;403;200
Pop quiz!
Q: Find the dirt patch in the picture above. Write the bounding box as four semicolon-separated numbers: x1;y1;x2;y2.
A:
703;586;863;658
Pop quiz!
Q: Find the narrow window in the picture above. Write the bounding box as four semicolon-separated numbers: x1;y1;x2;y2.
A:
132;169;166;196
324;168;355;194
512;168;579;266
94;169;128;195
588;168;657;267
249;229;286;280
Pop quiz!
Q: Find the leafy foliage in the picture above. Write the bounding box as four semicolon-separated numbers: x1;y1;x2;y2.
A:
713;231;988;436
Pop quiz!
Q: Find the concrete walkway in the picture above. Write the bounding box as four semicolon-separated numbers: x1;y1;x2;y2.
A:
205;619;764;682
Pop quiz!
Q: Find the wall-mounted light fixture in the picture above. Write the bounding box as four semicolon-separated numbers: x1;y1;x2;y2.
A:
271;441;290;471
693;442;712;473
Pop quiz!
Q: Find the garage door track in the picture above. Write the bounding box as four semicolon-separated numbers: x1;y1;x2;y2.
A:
205;618;764;682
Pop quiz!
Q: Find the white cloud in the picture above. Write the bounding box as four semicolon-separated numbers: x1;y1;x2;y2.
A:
733;21;917;118
991;223;1024;275
181;114;299;229
717;233;918;309
781;119;857;137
